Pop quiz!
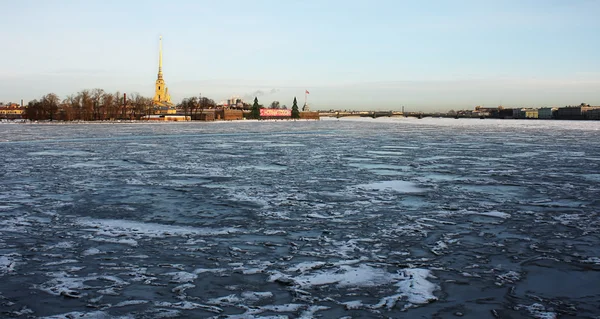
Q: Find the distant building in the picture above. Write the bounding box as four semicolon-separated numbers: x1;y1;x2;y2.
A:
538;107;557;119
218;97;245;109
556;106;583;120
498;108;514;119
524;108;538;119
585;108;600;120
472;105;521;118
0;103;24;119
218;109;244;120
513;108;526;119
556;103;600;120
300;111;320;120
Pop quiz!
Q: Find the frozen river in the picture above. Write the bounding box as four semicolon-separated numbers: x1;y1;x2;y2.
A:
1;118;599;318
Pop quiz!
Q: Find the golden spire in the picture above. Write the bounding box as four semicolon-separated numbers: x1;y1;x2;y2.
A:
154;35;172;107
158;35;163;80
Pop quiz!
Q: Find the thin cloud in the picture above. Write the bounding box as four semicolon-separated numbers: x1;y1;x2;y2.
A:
243;88;279;100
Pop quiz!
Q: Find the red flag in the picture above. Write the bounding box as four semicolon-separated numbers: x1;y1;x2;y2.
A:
305;90;310;94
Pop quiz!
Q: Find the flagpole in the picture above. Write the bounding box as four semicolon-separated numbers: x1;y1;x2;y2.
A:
304;90;307;107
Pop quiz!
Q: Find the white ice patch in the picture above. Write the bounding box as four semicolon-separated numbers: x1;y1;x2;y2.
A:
552;213;582;225
452;209;511;220
86;236;139;247
471;211;512;219
495;271;521;285
272;264;438;310
98;287;121;296
43;259;79;266
143;309;181;318
306;213;337;219
37;272;128;299
275;264;430;292
28;150;93;157
39;311;134;319
342;300;364;310
263;230;287;235
582;257;600;264
240;291;274;303
0;254;18;275
0;216;33;232
393;269;439;305
194;267;227;275
286;261;327;273
232;260;273;275
113;300;150;307
430;241;448;256
165;271;197;283
153;301;223;313
78;218;241;239
516;303;557;319
260;304;305;312
207;294;241;305
48;241;76;249
83;248;103;256
354;180;423;193
172;283;195;295
299;305;330;318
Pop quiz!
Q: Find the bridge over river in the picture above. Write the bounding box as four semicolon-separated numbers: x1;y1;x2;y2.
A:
319;111;444;118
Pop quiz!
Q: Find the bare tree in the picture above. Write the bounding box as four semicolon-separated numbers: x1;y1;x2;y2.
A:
42;93;60;121
102;92;115;120
91;88;105;120
128;93;149;120
79;90;93;121
25;99;41;121
270;101;280;109
198;97;216;120
187;96;199;120
178;98;190;118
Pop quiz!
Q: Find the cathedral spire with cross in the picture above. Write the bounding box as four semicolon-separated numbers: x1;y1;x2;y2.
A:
153;35;172;106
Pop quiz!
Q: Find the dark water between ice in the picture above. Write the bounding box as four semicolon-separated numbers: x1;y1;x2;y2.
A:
1;118;599;318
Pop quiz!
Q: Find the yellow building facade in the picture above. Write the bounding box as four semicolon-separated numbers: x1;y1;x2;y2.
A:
0;104;24;119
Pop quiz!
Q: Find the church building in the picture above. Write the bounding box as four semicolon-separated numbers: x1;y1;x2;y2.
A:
153;36;176;114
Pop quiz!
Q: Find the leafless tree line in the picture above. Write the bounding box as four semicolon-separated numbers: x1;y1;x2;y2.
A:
25;89;156;121
177;96;217;119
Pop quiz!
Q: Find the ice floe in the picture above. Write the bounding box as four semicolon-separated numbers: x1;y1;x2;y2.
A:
354;180;423;193
82;247;103;256
153;301;223;313
467;210;512;219
495;270;521;285
78;218;242;238
164;271;198;283
37;272;128;299
0;254;18;275
268;263;438;310
288;264;394;288
516;303;558;319
40;311;134;319
393;268;439;305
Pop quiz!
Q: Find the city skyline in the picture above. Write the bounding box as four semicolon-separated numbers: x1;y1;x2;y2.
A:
1;0;599;111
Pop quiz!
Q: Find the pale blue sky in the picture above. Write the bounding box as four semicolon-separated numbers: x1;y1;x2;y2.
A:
1;0;599;111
